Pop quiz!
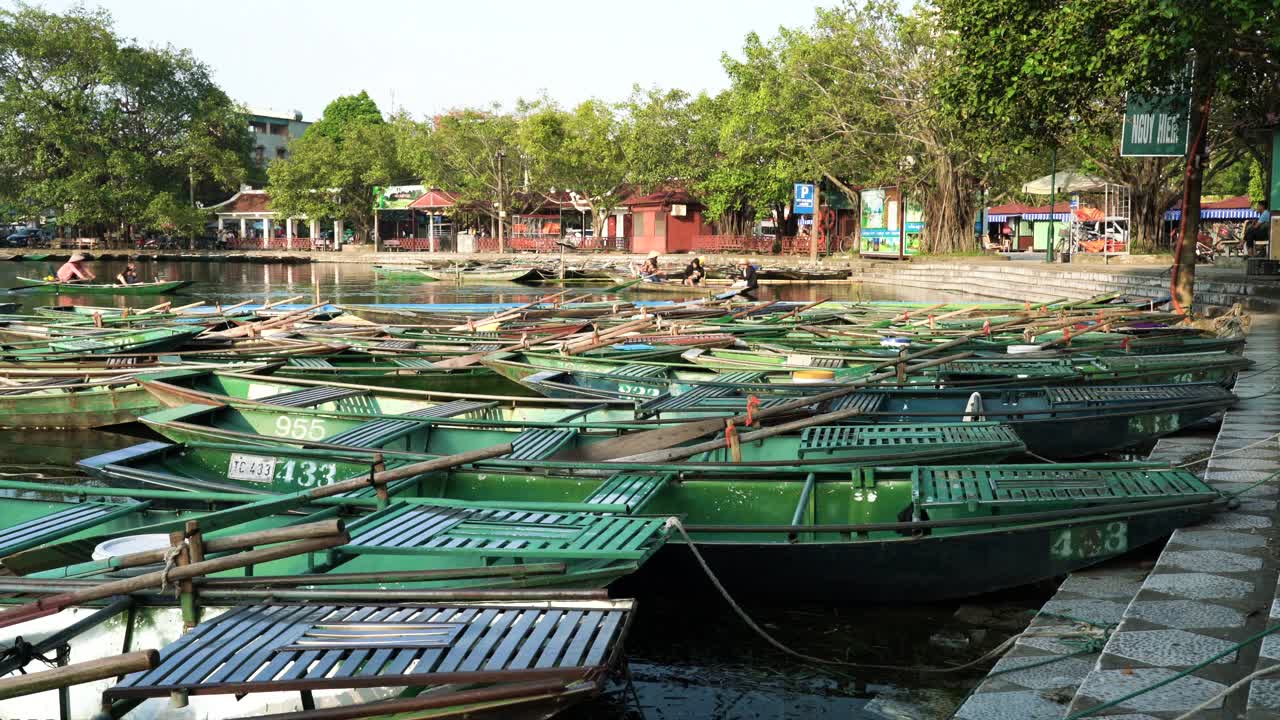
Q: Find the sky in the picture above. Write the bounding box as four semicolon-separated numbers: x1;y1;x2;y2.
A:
20;0;837;121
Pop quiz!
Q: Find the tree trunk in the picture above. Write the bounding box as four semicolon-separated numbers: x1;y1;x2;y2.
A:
1174;57;1213;313
921;154;978;254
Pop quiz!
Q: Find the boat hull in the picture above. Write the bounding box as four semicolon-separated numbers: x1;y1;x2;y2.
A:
625;504;1216;603
12;277;193;295
0;383;159;429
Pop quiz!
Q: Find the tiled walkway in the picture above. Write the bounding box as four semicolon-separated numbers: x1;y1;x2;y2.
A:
955;317;1280;719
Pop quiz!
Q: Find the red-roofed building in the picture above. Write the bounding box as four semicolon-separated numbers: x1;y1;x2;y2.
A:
620;187;709;254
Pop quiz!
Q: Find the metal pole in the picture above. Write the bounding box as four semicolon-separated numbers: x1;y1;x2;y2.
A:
1047;146;1057;263
496;151;506;254
810;178;821;263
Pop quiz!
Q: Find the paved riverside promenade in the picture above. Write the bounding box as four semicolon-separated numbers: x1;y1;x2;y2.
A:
954;316;1280;719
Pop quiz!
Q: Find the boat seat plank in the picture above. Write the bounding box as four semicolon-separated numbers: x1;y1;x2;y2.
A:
915;467;1216;510
258;386;366;408
582;473;671;513
799;424;1016;456
714;370;768;384
502;428;576;461
1047;384;1225;404
287;358;335;369
344;503;667;560
404;400;499;419
391;358;437;369
0;501;147;557
825;392;888;414
610;364;668;379
374;340;415;350
322;418;421;448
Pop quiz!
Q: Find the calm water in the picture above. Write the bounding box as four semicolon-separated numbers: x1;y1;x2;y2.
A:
0;258;1044;720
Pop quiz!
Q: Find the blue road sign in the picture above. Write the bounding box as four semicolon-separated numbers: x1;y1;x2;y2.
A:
793;183;815;215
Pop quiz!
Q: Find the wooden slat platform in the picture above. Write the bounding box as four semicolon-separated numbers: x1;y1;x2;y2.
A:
0;501;147;557
106;599;634;698
343;502;667;561
582;473;671;513
799;423;1020;456
914;466;1217;510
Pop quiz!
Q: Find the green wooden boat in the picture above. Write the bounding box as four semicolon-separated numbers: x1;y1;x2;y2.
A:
418;266;543;283
75;445;1220;602
11;276;193;295
136;368;642;424
372;264;435;279
0;374;161;429
273;356;536;395
127;397;1027;485
680;347;1251;387
129;367;1236;460
0;324;206;360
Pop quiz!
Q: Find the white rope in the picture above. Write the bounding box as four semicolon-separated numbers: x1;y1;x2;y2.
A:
1175;432;1280;468
660;517;1103;673
159;538;190;596
1170;663;1280;720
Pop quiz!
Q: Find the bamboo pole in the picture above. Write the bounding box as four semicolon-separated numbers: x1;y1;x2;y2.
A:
262;295;305;310
572;351;971;461
614;406;868;463
0;534;346;630
0;650;157;700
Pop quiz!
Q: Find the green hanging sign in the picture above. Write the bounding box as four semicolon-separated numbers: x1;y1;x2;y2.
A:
1121;91;1190;157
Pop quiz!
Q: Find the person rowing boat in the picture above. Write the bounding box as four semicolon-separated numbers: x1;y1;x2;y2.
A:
55;253;95;283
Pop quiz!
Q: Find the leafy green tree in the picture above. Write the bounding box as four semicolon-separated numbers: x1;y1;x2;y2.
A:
0;4;249;239
787;2;992;252
517;98;627;237
267;93;403;243
938;0;1280;300
308;91;384;141
1248;159;1266;204
401;107;523;242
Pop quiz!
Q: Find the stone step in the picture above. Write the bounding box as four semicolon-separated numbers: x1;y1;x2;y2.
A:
1062;318;1280;719
851;263;1280;311
949;435;1215;720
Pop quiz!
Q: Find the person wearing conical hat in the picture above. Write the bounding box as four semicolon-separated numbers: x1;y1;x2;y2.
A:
638;250;663;281
56;253;95;283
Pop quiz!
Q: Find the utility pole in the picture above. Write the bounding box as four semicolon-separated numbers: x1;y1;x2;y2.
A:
188;166;196;250
810;177;821;263
1046;146;1056;263
496;151;506;254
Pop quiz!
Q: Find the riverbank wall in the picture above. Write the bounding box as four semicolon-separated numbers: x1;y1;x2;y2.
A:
12;248;1276;311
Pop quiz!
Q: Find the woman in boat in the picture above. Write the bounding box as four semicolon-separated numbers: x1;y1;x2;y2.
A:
115;261;140;285
683;256;706;286
55;253;95;283
637;250;664;281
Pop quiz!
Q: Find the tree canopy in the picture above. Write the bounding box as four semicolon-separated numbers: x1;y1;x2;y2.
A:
0;3;250;236
267;93;405;241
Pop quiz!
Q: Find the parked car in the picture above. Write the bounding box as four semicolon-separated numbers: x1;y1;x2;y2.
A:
4;227;47;247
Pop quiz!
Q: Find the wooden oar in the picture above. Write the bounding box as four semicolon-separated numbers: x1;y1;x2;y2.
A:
262;295;305;310
615;406;868;464
570;351;972;461
431;325;585;369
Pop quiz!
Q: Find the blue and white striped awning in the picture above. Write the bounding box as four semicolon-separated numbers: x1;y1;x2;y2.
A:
1023;212;1072;221
987;214;1018;222
1164;208;1259;221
